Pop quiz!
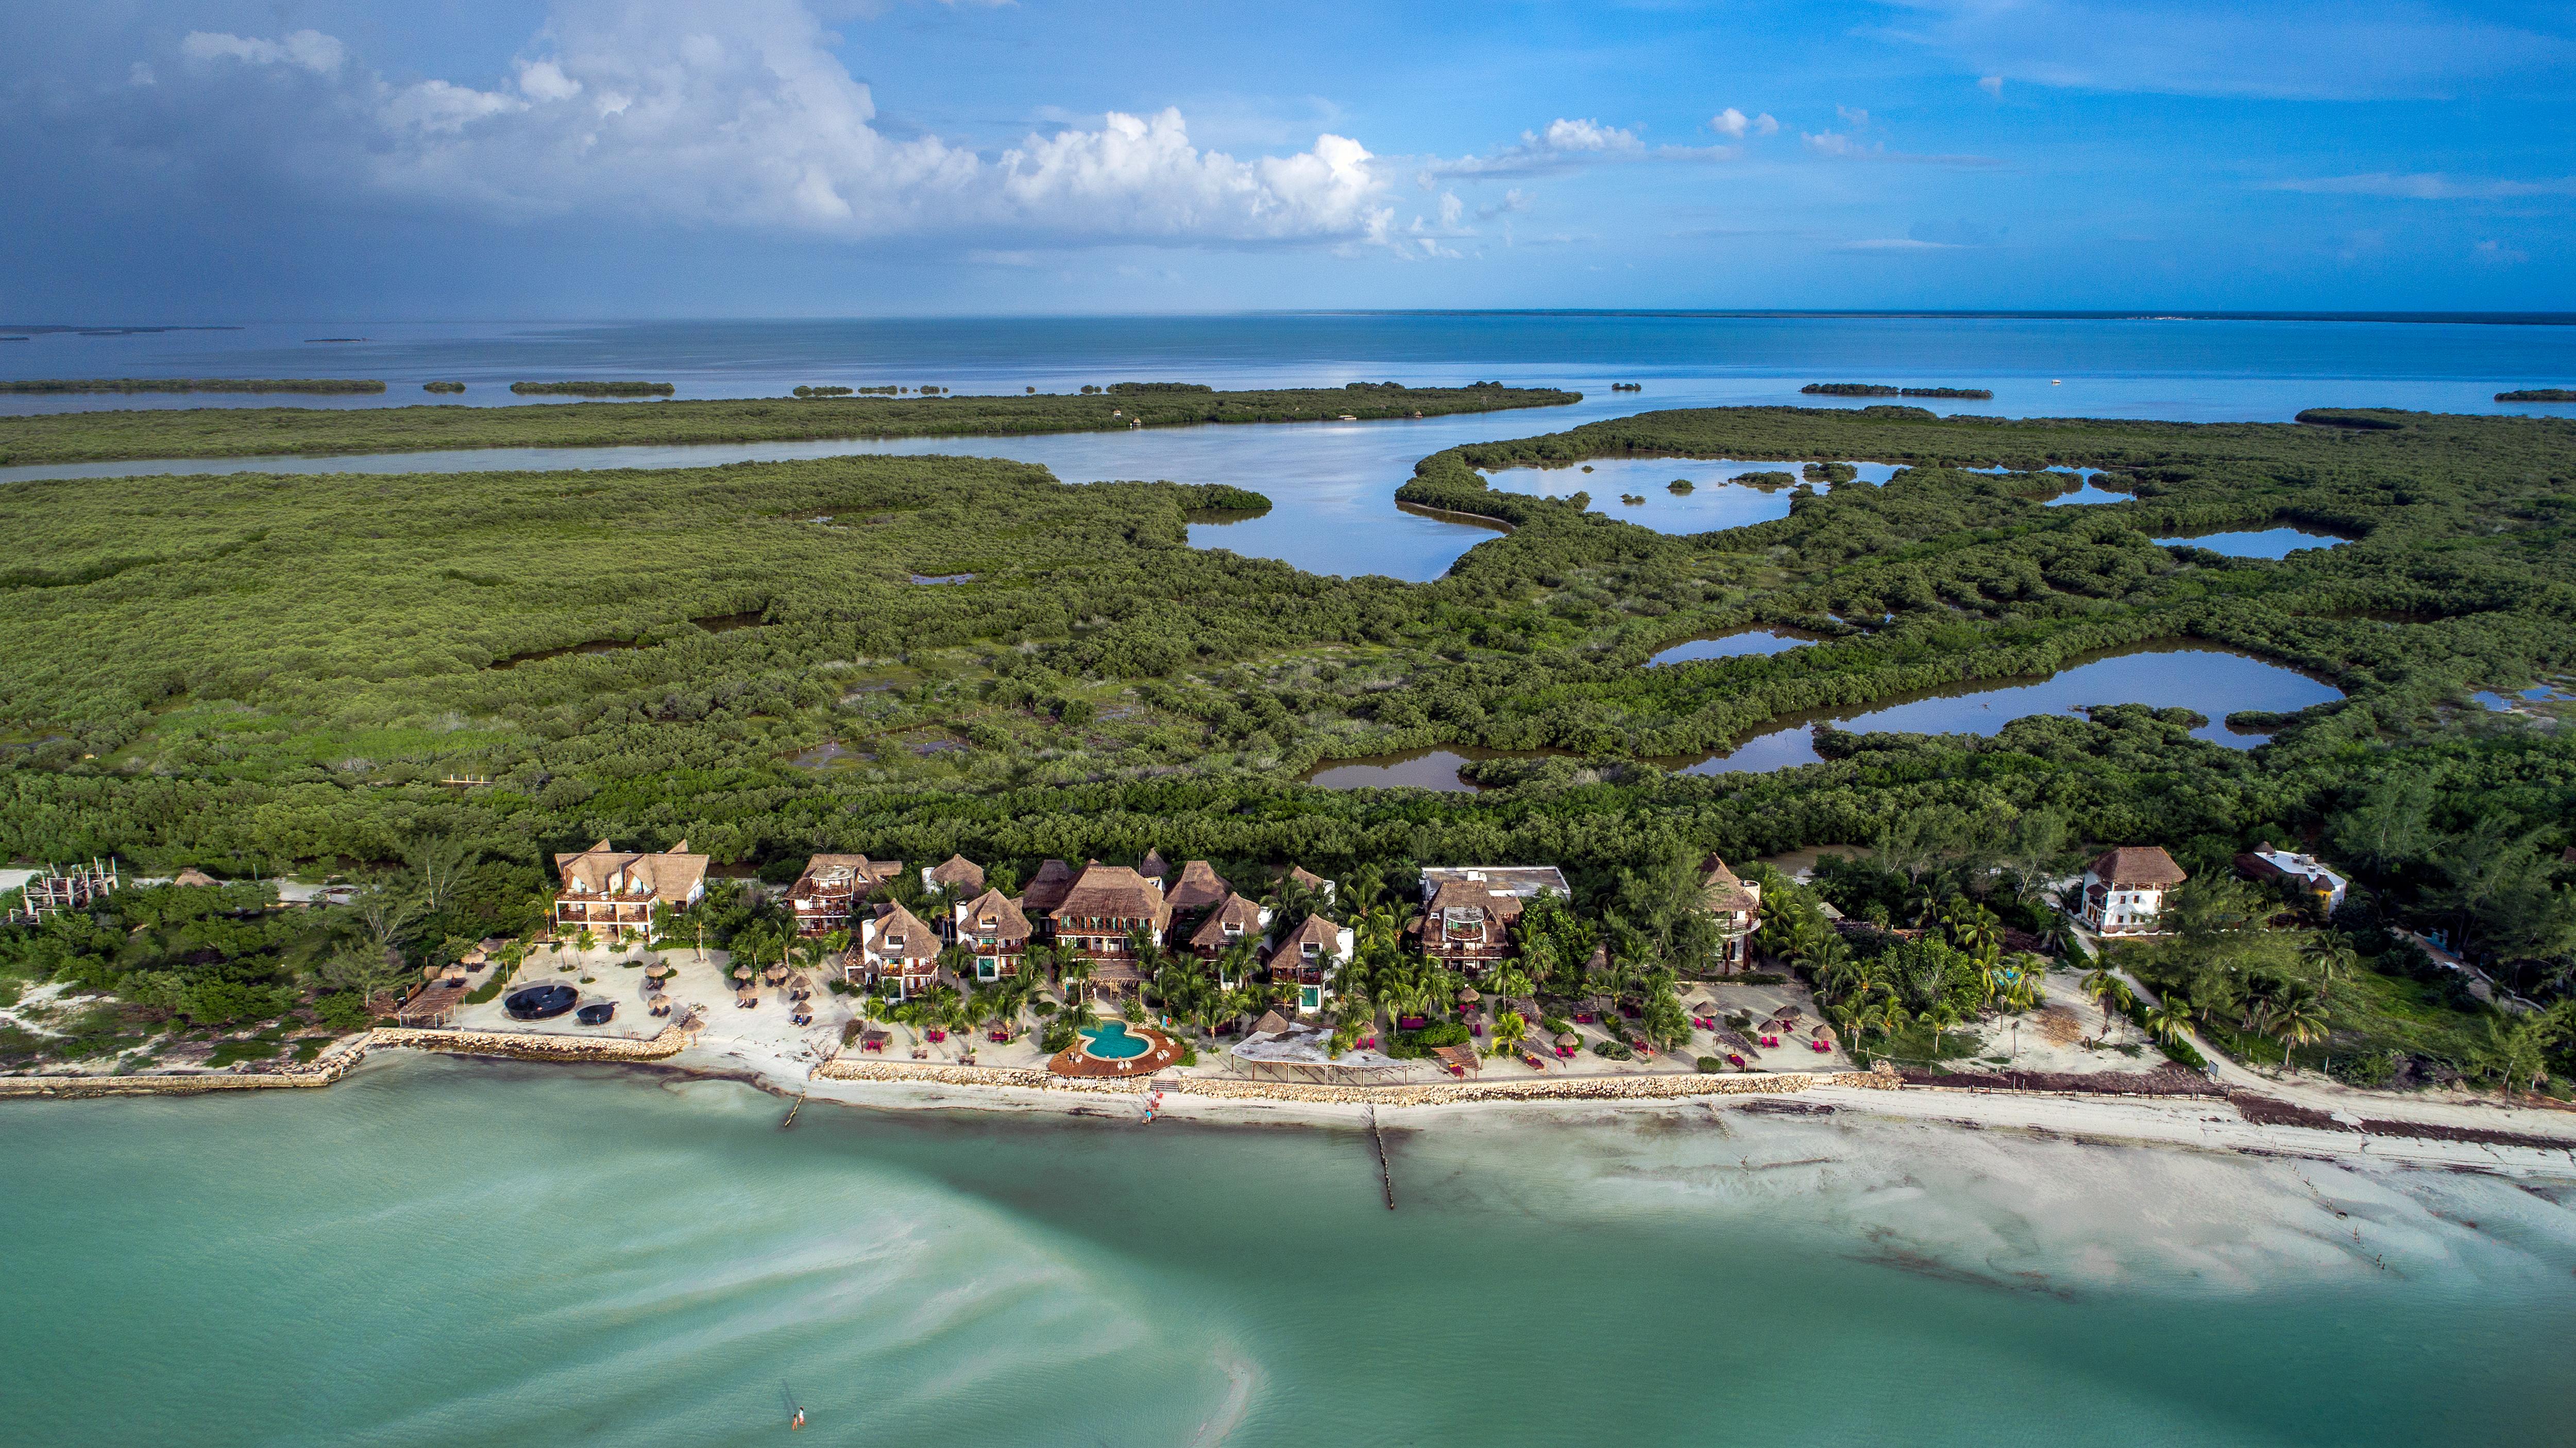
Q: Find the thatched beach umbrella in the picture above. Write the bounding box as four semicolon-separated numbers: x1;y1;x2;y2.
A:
647;962;674;980
1556;1031;1580;1050
731;964;754;982
1456;987;1481;1006
764;964;789;984
420;964;442;982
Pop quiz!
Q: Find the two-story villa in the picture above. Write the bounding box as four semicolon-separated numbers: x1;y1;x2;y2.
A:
1050;862;1171;963
1699;854;1764;970
552;839;708;942
1266;913;1354;1013
787;854;903;939
2079;847;2188;936
852;900;943;999
953;888;1033;982
1414;866;1569;972
1187;893;1272;982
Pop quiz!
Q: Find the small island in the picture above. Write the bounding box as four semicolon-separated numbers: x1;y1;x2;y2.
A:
511;380;678;397
2495;388;2575;402
1800;383;1995;399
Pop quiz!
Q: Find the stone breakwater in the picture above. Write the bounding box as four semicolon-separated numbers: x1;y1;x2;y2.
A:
370;1023;695;1063
0;1036;374;1098
1167;1067;1900;1109
818;1059;1149;1093
811;1057;1900;1107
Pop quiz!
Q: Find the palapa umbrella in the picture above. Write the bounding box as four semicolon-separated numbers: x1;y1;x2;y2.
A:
1556;1031;1580;1049
764;964;790;984
731;964;755;981
419;964;443;982
647;962;674;980
1456;987;1481;1005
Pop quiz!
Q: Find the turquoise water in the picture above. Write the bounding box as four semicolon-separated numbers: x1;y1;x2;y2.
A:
1080;1022;1152;1059
4;1055;2572;1446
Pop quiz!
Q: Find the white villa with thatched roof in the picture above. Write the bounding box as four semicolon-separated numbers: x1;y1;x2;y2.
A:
2079;847;2188;936
853;900;942;998
1699;854;1762;969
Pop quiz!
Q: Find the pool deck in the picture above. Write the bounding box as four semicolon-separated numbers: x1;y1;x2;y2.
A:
1048;1024;1183;1078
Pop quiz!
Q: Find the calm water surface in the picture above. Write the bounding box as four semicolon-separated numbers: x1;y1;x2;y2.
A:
2156;526;2358;559
6;314;2573;579
1481;456;1904;535
1306;645;2342;788
3;1055;2570;1447
1648;628;1822;665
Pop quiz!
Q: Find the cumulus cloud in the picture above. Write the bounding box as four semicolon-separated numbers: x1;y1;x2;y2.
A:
145;1;1400;250
1710;107;1778;138
1425;116;1733;178
2267;172;2576;199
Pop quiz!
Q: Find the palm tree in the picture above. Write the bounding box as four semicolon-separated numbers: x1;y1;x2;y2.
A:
2262;986;2328;1071
1059;949;1096;1006
2301;934;2358;1003
2080;966;2133;1041
1215;936;1262;991
2143;991;2194;1048
1492;1009;1530;1058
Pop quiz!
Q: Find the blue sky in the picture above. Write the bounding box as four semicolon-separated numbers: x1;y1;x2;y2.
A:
4;0;2571;317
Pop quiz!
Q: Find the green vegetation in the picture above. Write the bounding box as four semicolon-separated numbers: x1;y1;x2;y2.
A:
1;402;2571;1088
0;384;1577;466
794;385;855;398
1801;384;1994;400
0;378;385;395
2495;389;2575;402
510;381;676;397
423;381;465;394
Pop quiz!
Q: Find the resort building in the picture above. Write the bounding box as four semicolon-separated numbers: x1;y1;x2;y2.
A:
1266;914;1353;1014
1050;862;1171;963
1021;858;1078;932
1138;849;1171;883
1413;866;1566;971
2078;847;2188;936
953;888;1033;982
1163;859;1233;928
552;839;708;941
1282;864;1336;902
923;853;986;898
2235;844;2348;914
1188;893;1273;981
852;901;942;999
787;854;903;938
1699;854;1764;970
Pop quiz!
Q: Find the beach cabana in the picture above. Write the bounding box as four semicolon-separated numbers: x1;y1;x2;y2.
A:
1430;1043;1482;1079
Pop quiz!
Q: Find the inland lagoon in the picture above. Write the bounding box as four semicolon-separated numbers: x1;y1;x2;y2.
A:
3;1054;2571;1448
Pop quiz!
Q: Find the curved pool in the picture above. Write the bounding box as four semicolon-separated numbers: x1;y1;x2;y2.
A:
1080;1023;1154;1060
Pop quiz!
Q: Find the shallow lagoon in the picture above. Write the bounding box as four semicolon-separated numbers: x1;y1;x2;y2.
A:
2156;526;2357;559
1305;645;2343;789
1480;456;1900;535
1647;628;1821;665
4;1054;2571;1447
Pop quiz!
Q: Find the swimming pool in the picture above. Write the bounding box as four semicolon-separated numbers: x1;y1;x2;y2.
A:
1080;1022;1153;1060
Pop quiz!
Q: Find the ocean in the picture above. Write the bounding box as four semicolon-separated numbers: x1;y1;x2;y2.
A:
3;1055;2570;1447
5;312;2572;581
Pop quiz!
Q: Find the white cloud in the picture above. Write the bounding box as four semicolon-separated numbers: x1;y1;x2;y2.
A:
128;62;156;88
2267;172;2576;200
1836;105;1871;128
1438;191;1463;227
1806;129;1869;158
1978;75;2004;96
1426;116;1736;178
1710;107;1778;138
517;61;582;103
1803;128;2002;167
148;2;1405;250
181;29;347;75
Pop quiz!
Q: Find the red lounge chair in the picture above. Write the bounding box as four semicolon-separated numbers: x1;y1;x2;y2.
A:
1524;1053;1547;1070
1574;1012;1595;1024
926;1029;946;1042
1727;1053;1747;1067
1398;1016;1427;1031
1469;1023;1484;1037
1448;1064;1465;1077
1810;1039;1830;1052
1360;1036;1378;1050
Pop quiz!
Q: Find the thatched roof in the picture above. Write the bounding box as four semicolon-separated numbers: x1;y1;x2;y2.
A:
925;853;986;893
1138;848;1170;881
1165;859;1231;913
1250;1009;1296;1036
1057;863;1171;930
866;902;941;964
554;839;709;901
957;888;1031;941
1020;858;1077;913
2088;846;2188;887
1698;853;1760;914
1189;893;1267;951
